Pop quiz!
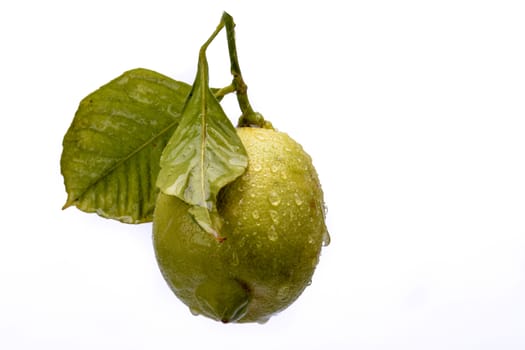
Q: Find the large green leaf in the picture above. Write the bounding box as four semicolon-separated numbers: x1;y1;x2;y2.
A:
61;68;191;223
157;52;248;240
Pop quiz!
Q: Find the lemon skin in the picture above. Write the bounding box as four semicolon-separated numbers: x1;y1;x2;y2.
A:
153;127;328;323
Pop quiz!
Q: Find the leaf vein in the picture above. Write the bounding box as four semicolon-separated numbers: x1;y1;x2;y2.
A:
71;120;177;205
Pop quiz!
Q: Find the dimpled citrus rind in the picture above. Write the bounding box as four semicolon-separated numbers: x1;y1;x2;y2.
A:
153;127;328;323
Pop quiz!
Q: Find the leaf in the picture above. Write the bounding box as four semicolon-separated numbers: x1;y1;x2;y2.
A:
61;68;192;223
157;55;248;239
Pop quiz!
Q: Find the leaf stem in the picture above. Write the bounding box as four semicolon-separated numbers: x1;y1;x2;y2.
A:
222;12;272;129
214;84;236;100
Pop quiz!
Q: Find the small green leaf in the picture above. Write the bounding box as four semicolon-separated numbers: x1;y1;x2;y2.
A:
61;68;192;223
157;53;248;239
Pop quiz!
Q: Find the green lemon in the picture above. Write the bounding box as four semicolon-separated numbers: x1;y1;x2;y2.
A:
153;127;329;323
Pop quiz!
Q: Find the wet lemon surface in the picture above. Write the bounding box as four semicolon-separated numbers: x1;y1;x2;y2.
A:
153;127;328;323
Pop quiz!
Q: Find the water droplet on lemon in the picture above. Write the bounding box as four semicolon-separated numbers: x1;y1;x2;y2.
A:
294;192;304;206
322;230;331;246
268;191;281;206
256;316;271;325
306;280;312;286
267;225;278;241
269;210;279;224
277;286;290;301
307;235;315;244
231;252;239;266
323;203;328;216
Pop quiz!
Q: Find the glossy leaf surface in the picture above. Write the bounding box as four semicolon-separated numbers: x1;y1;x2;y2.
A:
61;68;191;223
157;54;248;239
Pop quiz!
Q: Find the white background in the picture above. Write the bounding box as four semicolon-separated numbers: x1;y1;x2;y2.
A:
1;0;525;349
